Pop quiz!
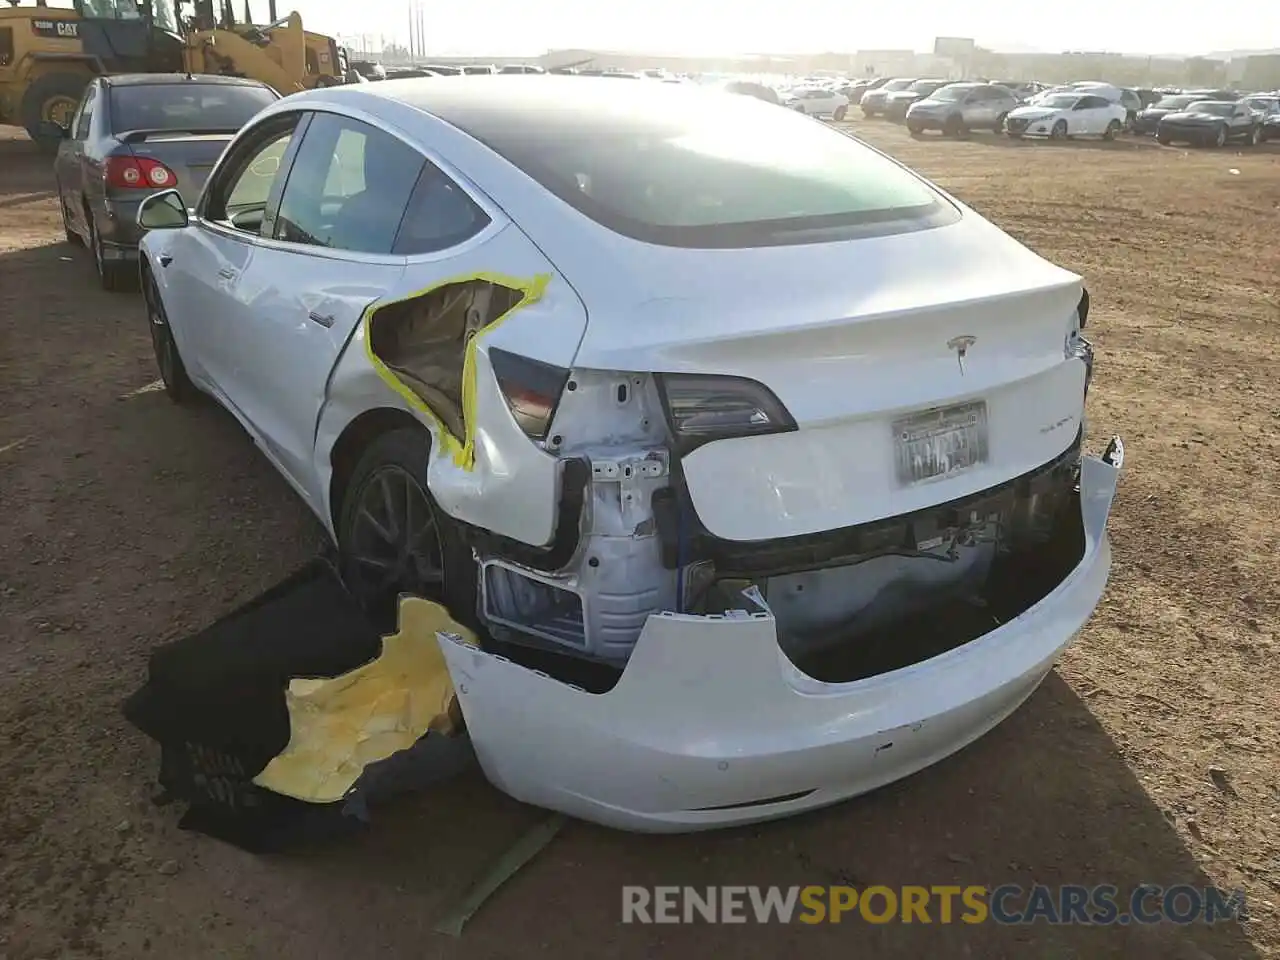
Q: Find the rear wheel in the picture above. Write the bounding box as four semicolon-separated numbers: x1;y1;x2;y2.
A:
1051;119;1068;140
906;122;923;136
1103;119;1122;141
143;270;197;404
1213;124;1227;148
88;210;127;292
1247;125;1261;146
993;111;1008;132
833;105;847;121
1157;132;1171;145
58;188;82;247
338;428;477;633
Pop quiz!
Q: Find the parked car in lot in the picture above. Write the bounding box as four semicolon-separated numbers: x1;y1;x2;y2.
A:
1156;99;1262;147
45;73;278;291
1264;112;1280;141
1005;92;1128;140
783;86;849;119
723;80;782;105
993;80;1048;102
1242;95;1280;121
1134;94;1209;134
905;82;1018;136
860;77;916;116
883;78;949;120
134;76;1122;832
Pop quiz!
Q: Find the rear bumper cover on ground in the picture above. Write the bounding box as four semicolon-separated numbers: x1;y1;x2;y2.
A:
441;452;1123;832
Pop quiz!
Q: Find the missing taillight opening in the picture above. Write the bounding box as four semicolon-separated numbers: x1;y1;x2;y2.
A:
105;156;178;190
489;347;569;440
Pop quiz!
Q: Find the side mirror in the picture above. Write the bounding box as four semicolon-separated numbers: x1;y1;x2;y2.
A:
37;120;69;140
137;189;189;231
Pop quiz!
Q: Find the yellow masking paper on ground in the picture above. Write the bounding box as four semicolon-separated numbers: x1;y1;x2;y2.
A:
253;596;476;803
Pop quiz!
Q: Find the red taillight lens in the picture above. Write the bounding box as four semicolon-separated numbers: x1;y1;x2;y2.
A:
488;347;569;441
105;156;178;190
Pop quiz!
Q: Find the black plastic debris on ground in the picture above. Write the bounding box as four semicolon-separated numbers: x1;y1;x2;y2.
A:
123;558;475;854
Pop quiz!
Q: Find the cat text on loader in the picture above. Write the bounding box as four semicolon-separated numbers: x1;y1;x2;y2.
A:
0;0;346;150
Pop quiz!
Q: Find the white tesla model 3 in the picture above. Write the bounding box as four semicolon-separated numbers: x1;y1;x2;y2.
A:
137;76;1124;832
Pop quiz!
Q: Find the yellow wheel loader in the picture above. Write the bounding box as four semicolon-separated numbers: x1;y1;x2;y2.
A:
0;0;349;150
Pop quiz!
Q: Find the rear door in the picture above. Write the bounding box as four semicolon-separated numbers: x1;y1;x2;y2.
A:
234;110;501;504
56;81;97;235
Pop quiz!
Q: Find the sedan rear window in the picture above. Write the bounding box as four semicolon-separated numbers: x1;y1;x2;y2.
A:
109;83;278;134
454;89;955;247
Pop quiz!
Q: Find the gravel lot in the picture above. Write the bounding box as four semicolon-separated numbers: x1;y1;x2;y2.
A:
1;120;1277;960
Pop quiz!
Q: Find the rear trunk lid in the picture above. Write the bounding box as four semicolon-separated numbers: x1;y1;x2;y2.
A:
111;131;234;198
568;210;1087;542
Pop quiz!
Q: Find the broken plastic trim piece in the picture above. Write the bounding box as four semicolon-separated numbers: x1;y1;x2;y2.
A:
363;271;552;472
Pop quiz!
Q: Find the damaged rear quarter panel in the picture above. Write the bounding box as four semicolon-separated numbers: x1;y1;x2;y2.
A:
313;223;590;547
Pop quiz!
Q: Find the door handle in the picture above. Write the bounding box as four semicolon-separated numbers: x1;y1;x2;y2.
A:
217;267;237;281
308;311;335;328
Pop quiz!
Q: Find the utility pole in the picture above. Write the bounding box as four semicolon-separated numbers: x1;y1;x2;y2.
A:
408;0;415;59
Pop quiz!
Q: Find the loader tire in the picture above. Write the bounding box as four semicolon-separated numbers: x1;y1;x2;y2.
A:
21;71;90;152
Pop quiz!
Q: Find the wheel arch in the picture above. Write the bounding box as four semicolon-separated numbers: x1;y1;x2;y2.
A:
327;406;425;534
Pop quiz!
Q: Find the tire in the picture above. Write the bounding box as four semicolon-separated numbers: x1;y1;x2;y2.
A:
58;187;82;247
1051;119;1068;140
1247;125;1261;147
1103;120;1122;141
994;111;1008;132
337;428;477;633
861;107;876;118
143;268;197;405
906;122;923;136
87;209;127;292
833;105;847;121
1157;132;1171;145
1214;125;1227;148
20;71;91;150
1006;129;1022;139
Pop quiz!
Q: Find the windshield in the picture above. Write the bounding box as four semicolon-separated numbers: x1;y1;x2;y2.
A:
1037;94;1081;109
149;0;178;31
929;85;972;102
1154;96;1197;109
883;78;915;92
1186;101;1233;116
1245;98;1277;111
109;83;278;134
448;87;955;247
79;0;142;18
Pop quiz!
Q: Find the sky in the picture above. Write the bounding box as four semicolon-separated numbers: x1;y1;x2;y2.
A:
280;0;1280;58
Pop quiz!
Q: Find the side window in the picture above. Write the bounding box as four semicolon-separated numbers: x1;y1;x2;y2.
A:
273;112;424;255
392;162;491;255
203;115;301;235
73;85;96;139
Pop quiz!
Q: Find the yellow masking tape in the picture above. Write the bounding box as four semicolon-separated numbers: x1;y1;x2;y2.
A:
362;271;552;472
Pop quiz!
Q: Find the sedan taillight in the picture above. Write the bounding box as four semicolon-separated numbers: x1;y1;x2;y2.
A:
488;347;570;441
105;156;178;190
657;373;797;456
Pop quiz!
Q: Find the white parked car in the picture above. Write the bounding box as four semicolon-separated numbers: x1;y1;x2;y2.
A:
136;77;1123;832
1005;91;1129;140
782;86;850;119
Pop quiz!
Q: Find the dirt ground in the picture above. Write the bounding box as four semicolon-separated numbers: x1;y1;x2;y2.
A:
1;119;1278;960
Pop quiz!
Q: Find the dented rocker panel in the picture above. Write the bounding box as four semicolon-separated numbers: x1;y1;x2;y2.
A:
440;453;1124;833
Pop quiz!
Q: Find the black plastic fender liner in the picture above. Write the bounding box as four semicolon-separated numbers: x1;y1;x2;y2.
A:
466;456;590;573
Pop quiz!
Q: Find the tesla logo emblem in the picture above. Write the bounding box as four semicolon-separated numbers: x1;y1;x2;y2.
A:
947;335;977;374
